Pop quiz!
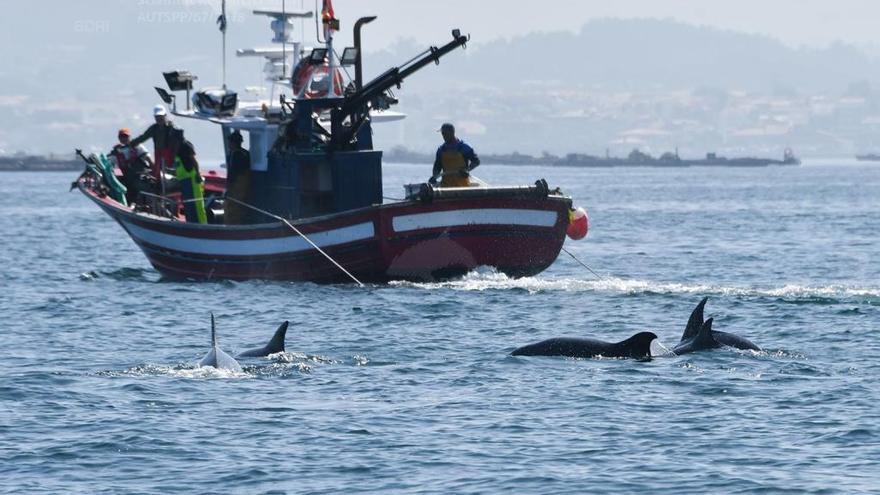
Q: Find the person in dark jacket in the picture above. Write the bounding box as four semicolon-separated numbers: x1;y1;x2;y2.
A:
224;130;251;225
110;128;154;204
130;105;182;179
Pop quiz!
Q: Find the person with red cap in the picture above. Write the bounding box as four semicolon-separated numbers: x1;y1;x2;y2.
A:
110;127;154;205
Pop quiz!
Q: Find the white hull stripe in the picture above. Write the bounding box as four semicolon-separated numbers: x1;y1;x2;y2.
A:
121;220;375;256
392;209;558;233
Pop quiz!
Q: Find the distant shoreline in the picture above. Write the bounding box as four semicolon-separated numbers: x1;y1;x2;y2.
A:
3;150;869;172
0;156;82;172
384;147;802;168
0;164;82;172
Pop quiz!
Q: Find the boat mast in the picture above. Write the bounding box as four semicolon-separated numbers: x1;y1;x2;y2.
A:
238;9;311;106
319;0;340;94
324;4;335;78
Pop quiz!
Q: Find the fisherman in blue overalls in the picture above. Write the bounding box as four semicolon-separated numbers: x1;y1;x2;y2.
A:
429;122;480;187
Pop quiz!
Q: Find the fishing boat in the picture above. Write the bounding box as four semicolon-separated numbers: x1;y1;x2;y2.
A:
75;3;587;283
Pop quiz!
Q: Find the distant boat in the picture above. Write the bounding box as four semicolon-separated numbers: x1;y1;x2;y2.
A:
855;153;880;162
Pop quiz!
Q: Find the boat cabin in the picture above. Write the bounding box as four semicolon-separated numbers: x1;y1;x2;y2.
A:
155;9;466;223
221;96;383;220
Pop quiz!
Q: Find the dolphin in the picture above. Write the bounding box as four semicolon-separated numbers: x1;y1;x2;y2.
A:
674;298;761;354
711;330;761;351
236;321;289;358
511;332;658;361
680;296;708;342
672;318;721;354
199;313;243;372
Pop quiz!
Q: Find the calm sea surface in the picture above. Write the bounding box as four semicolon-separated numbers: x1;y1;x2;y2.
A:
1;163;879;494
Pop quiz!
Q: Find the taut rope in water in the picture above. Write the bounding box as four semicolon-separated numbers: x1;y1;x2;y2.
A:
653;340;677;357
225;197;365;287
561;247;680;356
562;246;605;281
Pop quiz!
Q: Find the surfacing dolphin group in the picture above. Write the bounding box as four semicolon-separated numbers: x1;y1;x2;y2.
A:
195;297;760;372
511;297;761;361
198;313;290;372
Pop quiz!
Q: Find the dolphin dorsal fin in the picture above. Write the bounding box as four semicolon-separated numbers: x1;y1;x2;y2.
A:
681;297;709;342
694;318;719;347
211;313;217;348
620;331;657;360
265;321;289;355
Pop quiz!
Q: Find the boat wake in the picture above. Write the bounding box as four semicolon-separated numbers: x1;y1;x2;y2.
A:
96;361;311;380
96;364;251;379
79;268;159;282
265;351;337;366
390;269;880;303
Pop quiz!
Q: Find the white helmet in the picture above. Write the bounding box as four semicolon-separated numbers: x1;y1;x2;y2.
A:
153;104;167;117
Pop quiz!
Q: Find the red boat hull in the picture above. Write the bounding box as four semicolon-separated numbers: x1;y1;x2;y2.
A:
78;180;572;283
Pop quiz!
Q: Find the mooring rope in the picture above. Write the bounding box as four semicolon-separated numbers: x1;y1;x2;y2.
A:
561;246;678;355
561;246;605;281
138;191;206;205
225;197;365;287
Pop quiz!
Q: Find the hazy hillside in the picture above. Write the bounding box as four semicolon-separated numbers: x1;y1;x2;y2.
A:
363;19;880;156
3;14;880;157
365;18;880;92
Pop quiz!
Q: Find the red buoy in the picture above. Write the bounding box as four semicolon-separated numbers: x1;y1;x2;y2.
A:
567;207;589;240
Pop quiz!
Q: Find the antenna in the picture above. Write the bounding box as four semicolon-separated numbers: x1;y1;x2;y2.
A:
282;0;287;79
218;0;228;89
241;9;313;104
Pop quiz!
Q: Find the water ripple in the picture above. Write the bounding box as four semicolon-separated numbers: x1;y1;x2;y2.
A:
3;168;880;494
391;271;880;305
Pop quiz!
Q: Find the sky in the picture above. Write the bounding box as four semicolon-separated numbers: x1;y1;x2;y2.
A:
2;0;880;156
3;0;879;54
226;0;880;50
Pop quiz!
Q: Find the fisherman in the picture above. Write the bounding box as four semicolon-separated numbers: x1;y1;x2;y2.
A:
130;105;182;180
175;140;207;224
110;128;155;204
429;122;480;187
224;130;251;225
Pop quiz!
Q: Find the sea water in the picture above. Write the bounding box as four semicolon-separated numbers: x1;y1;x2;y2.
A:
1;163;878;493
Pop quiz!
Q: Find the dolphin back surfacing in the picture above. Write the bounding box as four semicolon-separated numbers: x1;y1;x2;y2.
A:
237;321;289;358
674;298;762;354
511;332;658;360
199;313;243;372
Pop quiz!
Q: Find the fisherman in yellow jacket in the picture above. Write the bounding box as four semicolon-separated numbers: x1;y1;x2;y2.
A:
429;123;480;187
175;140;207;224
